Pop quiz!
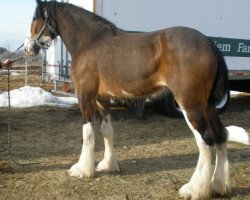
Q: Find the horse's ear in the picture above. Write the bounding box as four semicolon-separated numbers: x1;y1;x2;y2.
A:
34;0;45;20
36;0;42;6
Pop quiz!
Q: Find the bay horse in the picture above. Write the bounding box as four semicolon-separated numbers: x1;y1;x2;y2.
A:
24;1;250;199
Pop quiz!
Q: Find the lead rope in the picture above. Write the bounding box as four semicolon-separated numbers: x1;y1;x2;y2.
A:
6;45;40;166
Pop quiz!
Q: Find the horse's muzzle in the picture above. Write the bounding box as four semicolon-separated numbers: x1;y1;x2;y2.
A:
24;38;41;56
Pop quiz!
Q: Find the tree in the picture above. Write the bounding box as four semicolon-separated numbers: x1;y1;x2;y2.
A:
0;47;8;54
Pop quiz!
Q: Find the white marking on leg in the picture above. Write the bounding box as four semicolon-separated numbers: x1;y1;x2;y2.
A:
96;114;120;172
212;143;231;195
68;122;95;178
179;111;212;199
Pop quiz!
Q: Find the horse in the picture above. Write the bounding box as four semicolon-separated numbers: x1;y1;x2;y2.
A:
24;1;250;199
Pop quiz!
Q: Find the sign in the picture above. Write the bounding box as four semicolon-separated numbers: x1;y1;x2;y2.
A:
210;37;250;57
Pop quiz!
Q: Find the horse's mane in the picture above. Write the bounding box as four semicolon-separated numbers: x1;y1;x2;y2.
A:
35;1;120;35
65;2;120;35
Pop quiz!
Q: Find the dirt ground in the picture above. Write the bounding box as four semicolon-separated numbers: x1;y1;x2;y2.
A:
0;67;249;200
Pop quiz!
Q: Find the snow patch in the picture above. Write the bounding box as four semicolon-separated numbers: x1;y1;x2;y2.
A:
0;86;77;108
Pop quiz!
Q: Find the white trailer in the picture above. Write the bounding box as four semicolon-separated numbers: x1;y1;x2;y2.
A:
45;0;250;116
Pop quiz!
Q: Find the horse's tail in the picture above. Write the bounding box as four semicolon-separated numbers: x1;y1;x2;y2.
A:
208;39;250;146
226;126;250;145
209;39;230;105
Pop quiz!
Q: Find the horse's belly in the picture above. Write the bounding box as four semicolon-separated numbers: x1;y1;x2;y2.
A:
98;79;168;99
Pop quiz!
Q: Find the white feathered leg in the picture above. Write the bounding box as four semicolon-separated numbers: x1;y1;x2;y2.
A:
179;111;212;199
211;143;231;195
96;114;119;172
68;122;95;178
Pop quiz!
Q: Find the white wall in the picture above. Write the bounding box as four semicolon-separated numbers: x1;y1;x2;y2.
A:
96;0;250;39
70;0;93;11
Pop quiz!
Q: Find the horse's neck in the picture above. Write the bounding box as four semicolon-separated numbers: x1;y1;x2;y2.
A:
56;6;111;58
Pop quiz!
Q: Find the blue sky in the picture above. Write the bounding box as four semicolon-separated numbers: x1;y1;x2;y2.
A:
0;1;36;51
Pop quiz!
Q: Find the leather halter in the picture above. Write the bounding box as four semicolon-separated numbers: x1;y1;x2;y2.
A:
29;11;58;50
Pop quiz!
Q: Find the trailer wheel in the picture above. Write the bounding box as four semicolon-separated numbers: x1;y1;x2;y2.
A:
215;91;230;114
154;92;183;118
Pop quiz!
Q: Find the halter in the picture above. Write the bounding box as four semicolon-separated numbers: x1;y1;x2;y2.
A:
28;11;58;50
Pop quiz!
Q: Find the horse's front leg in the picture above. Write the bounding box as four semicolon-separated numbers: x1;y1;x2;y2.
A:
68;122;95;178
96;113;120;172
68;96;96;178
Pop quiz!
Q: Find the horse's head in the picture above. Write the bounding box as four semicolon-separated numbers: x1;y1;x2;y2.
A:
24;0;58;56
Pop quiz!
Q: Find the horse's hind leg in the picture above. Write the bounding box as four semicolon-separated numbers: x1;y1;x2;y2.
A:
202;106;230;196
211;143;231;196
96;113;120;172
179;109;212;199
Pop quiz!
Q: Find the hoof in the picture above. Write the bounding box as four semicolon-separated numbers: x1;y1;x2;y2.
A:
68;163;93;178
212;179;231;196
179;183;195;200
179;182;211;200
95;158;120;172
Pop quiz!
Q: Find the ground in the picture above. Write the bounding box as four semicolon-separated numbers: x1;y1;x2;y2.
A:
0;67;249;199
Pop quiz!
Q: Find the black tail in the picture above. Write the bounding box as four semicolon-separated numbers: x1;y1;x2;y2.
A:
199;40;229;146
209;40;230;105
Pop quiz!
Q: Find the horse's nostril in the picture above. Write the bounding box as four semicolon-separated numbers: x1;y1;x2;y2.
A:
24;45;33;55
28;46;33;52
